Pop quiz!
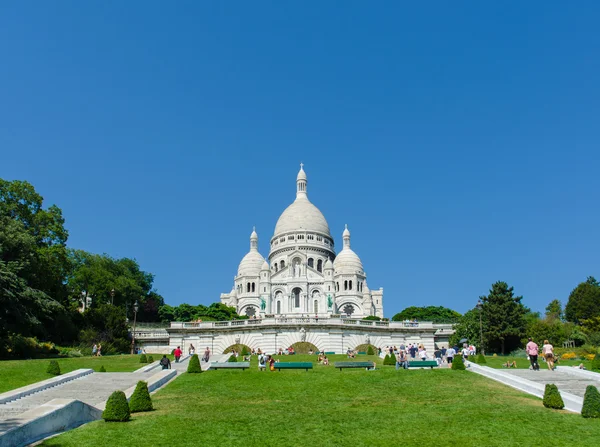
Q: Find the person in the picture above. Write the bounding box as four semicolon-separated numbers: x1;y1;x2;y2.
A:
526;338;540;371
308;349;313;355
434;348;442;366
446;346;455;364
189;344;195;355
461;346;470;360
503;360;517;368
160;355;171;370
258;353;266;371
97;344;102;357
174;346;182;363
441;346;447;363
542;339;555;371
92;344;98;356
322;355;329;366
419;348;428;361
396;350;408;370
203;347;211;362
409;344;417;359
269;355;275;371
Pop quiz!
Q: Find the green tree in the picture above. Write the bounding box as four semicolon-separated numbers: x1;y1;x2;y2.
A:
450;309;481;348
565;277;600;324
545;299;563;321
481;281;527;355
392;306;461;323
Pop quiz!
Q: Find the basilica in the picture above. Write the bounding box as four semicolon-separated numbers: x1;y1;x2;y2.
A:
220;164;384;319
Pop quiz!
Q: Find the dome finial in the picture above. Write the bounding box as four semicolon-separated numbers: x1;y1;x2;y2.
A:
343;224;351;248
250;227;258;250
296;163;307;198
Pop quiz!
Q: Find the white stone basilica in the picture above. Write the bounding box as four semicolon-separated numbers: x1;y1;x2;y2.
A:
220;164;384;319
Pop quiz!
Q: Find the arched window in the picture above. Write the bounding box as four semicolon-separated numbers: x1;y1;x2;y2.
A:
292;287;301;308
308;258;314;268
252;283;256;292
277;301;281;314
247;283;250;292
317;259;323;272
344;280;348;291
274;264;278;272
328;285;330;291
263;287;266;292
280;260;285;269
314;300;318;314
336;282;339;291
349;280;352;290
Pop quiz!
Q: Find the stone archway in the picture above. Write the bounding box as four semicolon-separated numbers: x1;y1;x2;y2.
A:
288;341;319;354
223;344;251;355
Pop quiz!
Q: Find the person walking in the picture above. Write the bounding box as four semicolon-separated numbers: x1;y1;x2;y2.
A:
446;346;455;365
258;353;266;371
174;346;182;363
203;347;211;362
92;344;98;356
542;339;555;371
526;338;540;371
189;344;195;355
160;355;171;370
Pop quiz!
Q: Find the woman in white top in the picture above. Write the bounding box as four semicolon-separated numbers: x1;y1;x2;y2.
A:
419;349;428;361
542;340;555;371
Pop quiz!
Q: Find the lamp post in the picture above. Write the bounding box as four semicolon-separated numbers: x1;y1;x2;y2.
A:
130;300;139;355
110;288;115;305
476;300;484;355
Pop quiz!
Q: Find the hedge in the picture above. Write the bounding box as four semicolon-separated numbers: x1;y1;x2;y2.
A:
582;385;600;418
451;355;465;370
129;381;153;413
543;384;564;409
102;390;130;422
46;360;61;376
187;354;202;373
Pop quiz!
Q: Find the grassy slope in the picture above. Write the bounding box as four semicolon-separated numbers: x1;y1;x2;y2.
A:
479;355;592;370
43;355;600;447
0;355;167;393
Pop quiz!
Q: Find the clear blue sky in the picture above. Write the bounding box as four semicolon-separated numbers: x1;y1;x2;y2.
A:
1;2;599;317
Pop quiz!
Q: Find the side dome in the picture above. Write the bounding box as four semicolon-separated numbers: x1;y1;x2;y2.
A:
273;164;331;237
333;225;364;274
237;228;265;276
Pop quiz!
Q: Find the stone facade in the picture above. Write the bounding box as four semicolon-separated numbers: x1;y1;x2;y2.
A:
220;164;383;319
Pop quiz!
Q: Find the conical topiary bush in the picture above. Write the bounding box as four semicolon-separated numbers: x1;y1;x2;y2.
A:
229;354;237;363
187;354;202;373
543;384;564;409
46;360;61;376
383;354;394;366
477;354;487;364
99;365;106;372
467;355;476;363
129;381;153;413
102;390;130;422
148;355;154;363
452;355;466;370
367;346;375;356
592;353;600;372
582;385;600;418
139;354;148;363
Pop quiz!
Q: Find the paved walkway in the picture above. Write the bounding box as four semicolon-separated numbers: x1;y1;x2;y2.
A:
503;368;600;398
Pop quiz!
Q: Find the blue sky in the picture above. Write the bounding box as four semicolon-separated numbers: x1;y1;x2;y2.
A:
1;2;599;316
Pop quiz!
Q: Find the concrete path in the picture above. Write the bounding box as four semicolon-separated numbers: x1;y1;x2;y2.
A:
503;368;600;398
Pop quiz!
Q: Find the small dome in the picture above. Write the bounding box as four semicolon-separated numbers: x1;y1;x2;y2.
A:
324;258;333;269
333;248;363;274
297;163;307;181
261;260;270;271
238;250;265;276
343;224;350;238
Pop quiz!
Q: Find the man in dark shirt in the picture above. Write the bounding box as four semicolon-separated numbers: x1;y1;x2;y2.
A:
409;345;417;359
160;355;171;370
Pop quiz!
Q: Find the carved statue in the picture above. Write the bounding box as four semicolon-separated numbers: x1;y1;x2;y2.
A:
235;335;240;344
299;327;306;342
365;334;370;345
327;294;333;309
260;297;266;310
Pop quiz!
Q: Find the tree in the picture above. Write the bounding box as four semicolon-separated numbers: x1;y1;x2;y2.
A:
450;309;481;348
481;282;527;355
392;306;461;323
565;277;600;324
545;299;563;321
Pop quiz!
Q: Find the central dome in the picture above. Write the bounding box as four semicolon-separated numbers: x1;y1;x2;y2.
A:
272;164;331;238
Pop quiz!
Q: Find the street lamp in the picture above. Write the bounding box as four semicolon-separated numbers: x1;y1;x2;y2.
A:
476;300;484;355
130;300;139;355
110;288;115;305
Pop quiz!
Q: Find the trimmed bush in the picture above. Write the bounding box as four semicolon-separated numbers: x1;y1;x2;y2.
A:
241;347;250;356
367;346;375;356
46;360;61;376
99;365;106;372
187;354;202;373
592;354;600;372
477;354;487;364
467;355;476;363
129;381;153;413
582;385;600;418
102;390;130;422
383;354;395;366
451;355;465;370
229;354;238;363
543;384;565;409
148;355;154;363
139;354;148;363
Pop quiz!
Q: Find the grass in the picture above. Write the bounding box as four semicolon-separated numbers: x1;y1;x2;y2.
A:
43;354;600;447
0;354;171;394
479;355;593;370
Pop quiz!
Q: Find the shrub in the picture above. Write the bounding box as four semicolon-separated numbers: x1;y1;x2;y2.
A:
187;354;202;373
592;354;600;372
383;354;394;366
452;356;465;371
582;385;600;418
543;384;564;409
99;365;106;372
229;354;237;363
129;381;153;413
241;347;250;356
467;355;476;363
102;390;130;422
139;354;148;363
46;360;61;376
148;355;154;363
367;346;375;356
477;354;487;364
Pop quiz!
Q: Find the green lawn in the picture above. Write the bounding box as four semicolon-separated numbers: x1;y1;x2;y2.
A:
43;355;600;447
0;354;164;394
477;355;593;370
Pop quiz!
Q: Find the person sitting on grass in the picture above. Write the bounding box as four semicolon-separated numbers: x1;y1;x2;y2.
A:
308;349;314;355
502;360;517;368
322;355;329;366
317;354;324;363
